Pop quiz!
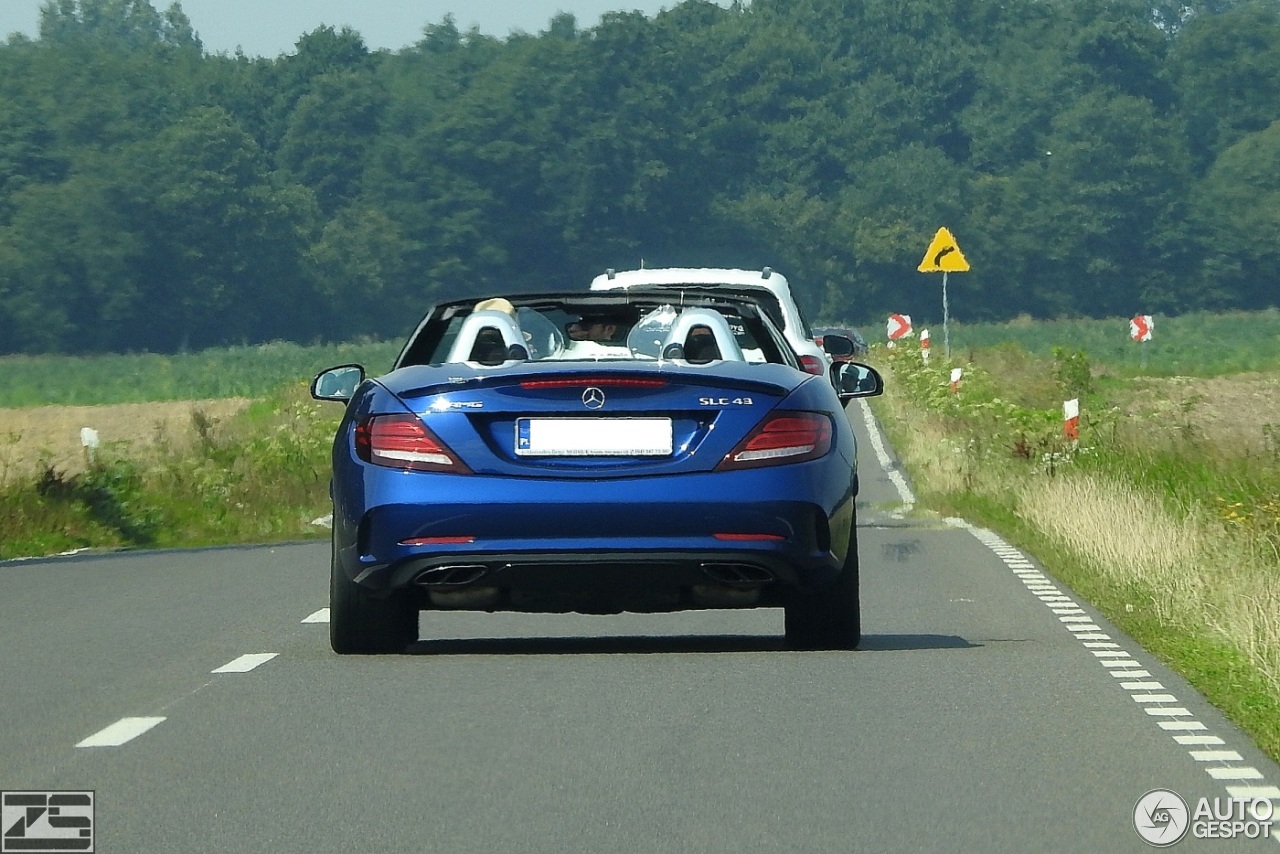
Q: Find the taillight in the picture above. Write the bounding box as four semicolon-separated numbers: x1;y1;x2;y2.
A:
354;414;472;474
716;411;833;471
799;355;825;376
520;378;667;389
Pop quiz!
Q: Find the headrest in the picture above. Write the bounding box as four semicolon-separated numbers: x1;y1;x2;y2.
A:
661;308;745;363
446;310;529;365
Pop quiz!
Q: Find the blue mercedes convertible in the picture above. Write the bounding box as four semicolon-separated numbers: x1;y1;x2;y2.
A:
311;289;883;653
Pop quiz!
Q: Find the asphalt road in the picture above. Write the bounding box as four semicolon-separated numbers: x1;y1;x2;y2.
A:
2;400;1279;853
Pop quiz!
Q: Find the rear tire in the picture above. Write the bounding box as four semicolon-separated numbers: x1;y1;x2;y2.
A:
330;539;417;654
784;516;861;650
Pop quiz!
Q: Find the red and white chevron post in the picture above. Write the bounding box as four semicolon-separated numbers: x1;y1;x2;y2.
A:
886;313;912;348
1130;314;1153;342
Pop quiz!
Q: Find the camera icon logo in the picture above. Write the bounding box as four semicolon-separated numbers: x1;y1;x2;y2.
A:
1134;789;1190;846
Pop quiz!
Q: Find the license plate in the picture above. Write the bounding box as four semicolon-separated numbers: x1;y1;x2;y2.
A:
516;418;673;457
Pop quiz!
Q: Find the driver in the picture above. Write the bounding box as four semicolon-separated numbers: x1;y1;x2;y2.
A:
560;310;635;358
566;313;623;344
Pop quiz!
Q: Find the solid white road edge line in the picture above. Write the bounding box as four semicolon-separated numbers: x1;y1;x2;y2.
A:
852;386;1279;833
854;398;914;514
944;515;1280;831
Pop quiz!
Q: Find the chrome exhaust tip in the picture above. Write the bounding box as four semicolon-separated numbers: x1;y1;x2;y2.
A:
699;563;775;587
413;565;488;588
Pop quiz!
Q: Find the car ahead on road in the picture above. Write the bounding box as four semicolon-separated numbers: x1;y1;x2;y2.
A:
588;267;842;379
814;326;869;361
311;289;883;654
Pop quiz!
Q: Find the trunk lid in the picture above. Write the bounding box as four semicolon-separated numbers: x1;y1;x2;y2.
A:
376;361;810;478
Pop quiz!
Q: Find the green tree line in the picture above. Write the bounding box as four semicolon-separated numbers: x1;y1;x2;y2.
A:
1;0;1278;355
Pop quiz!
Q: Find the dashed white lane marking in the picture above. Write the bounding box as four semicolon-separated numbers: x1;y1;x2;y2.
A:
73;652;280;748
941;516;1280;836
211;653;278;673
854;399;915;517
76;716;166;748
302;608;330;623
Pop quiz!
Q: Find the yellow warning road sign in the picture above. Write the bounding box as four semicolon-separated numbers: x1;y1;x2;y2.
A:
918;227;970;273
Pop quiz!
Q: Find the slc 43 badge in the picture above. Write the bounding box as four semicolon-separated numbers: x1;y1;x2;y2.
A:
699;397;754;406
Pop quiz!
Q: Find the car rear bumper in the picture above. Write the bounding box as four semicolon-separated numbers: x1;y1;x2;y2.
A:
332;459;857;612
338;540;849;613
335;499;854;612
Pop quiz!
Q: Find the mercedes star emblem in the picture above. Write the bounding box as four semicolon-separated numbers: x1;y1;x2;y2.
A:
581;387;606;410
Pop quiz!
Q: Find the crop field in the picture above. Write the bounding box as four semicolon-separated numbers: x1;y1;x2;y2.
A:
0;399;253;482
0;339;400;408
0;339;396;488
0;341;394;559
941;308;1280;377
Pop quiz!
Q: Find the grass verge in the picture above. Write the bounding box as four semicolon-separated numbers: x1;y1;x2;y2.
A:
0;381;341;559
871;342;1280;763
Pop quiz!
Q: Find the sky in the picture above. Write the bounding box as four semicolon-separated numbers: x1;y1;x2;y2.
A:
0;0;732;57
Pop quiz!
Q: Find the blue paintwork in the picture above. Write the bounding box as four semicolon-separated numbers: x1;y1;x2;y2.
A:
327;355;860;608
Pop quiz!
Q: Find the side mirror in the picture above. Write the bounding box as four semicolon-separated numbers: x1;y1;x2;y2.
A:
821;334;855;359
834;363;884;400
311;364;365;402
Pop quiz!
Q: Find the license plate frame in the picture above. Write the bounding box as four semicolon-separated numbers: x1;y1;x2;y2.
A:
515;417;673;457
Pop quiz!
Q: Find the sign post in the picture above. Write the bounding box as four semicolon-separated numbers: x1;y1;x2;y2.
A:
1063;399;1079;443
917;227;970;360
80;427;100;466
